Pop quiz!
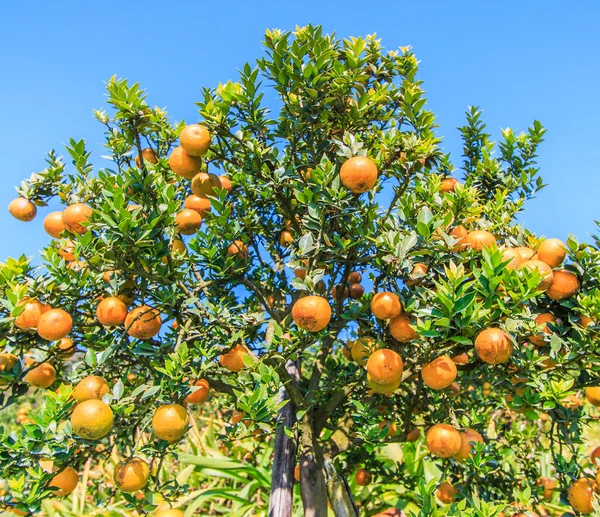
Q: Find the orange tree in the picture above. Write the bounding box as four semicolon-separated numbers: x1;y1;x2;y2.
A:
2;24;600;517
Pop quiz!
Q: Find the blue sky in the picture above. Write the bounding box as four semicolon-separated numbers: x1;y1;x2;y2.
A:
1;1;599;261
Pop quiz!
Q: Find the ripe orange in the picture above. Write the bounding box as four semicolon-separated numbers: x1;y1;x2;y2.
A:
546;270;580;300
184;195;211;216
514;246;535;262
0;353;18;385
426;423;461;458
591;446;600;467
58;239;76;261
114;458;150;492
73;375;110;402
292;296;331;332
501;248;524;270
354;468;372;486
294;465;301;482
63;203;92;234
96;297;128;326
227;240;248;259
448;381;460;397
371;292;402;320
152;403;189;443
537;238;567;268
339;156;378;194
9;197;37;221
586;387;600;407
185;379;210;404
440;177;460;193
421;355;457;390
231;410;246;425
180;124;211;156
518;260;553;291
220;344;250;372
389;315;418;342
155;510;185;517
219;175;232;193
474;328;513;364
367;349;403;384
168;146;202;179
453;428;484;461
125;306;162;339
348;271;362;284
581;315;595;328
451;352;469;365
13;298;48;330
378;420;397;438
71;399;113;440
48;466;78;496
191;172;221;198
175;209;202;235
279;230;294;246
406;428;420;442
36;309;72;341
568;477;597;514
348;283;365;299
536;476;556;501
530;313;556;346
449;225;468;250
436;481;456;504
43;211;65;238
465;230;496;251
24;362;56;388
135;148;158;168
351;337;376;366
368;374;401;396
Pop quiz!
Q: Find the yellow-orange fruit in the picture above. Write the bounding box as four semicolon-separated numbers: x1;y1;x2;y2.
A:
96;297;128;326
114;458;150;492
421;355;457;390
436;481;457;504
135;147;158;168
367;349;403;385
63;203;92;234
180;124;211;156
220;344;251;372
465;230;496;251
340;156;378;194
514;246;536;262
453;428;484;461
590;446;600;467
451;352;469;365
530;313;556;346
537;238;567;268
184;195;211;216
175;209;202;235
279;230;294;246
389;315;418;342
58;239;77;262
440;177;460;193
294;465;301;482
48;466;78;496
227;240;248;259
125;306;162;339
426;424;461;458
231;410;246;425
546;270;580;300
368;374;401;396
406;428;420;442
501;248;524;270
449;225;468;250
9;197;37;221
537;476;556;501
586;387;600;407
13;298;49;330
219;175;232;193
568;477;597;514
185;379;210;404
351;338;376;366
371;292;402;320
0;353;18;385
378;420;397;438
292;296;331;332
581;315;595;328
518;260;553;291
73;375;110;403
169;146;202;179
43;211;65;238
191;172;221;198
71;399;113;440
152;403;189;442
354;468;372;486
474;328;513;364
24;362;56;388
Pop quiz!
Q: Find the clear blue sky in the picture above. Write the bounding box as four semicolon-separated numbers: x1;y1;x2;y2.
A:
1;1;599;261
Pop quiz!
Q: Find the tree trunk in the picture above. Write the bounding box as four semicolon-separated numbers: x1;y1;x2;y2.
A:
268;361;299;517
325;460;359;517
300;415;329;517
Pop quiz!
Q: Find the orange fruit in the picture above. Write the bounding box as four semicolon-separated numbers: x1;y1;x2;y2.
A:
530;313;556;346
354;468;372;486
292;296;331;332
191;172;221;198
180;124;211;156
406;428;420;442
453;428;484;461
339;156;378;194
279;230;294;246
152;403;189;442
421;355;457;390
440;177;460;193
371;292;402;320
43;211;65;238
436;481;457;504
63;203;92;234
474;328;513;364
448;382;460;397
114;458;150;492
536;476;556;501
368;374;401;396
219;175;232;193
227;240;248;259
367;349;403;385
331;284;349;300
231;410;246;425
8;197;37;221
135;148;158;168
48;466;78;496
518;260;553;291
185;379;210;404
465;230;496;251
294;465;301;482
451;352;469;365
71;399;113;439
426;423;461;458
0;353;18;385
73;375;110;403
24;362;56;388
568;477;597;514
175;209;202;235
546;270;580;300
348;271;362;284
168;146;202;179
155;510;185;517
590;446;600;467
13;298;49;330
96;297;128;326
36;309;72;341
501;248;524;270
389;315;418;342
586;387;600;407
582;315;595;328
125;306;162;339
378;420;397;437
184;195;211;216
351;337;376;366
514;246;535;262
537;238;567;268
449;225;468;249
348;283;365;299
220;344;250;372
